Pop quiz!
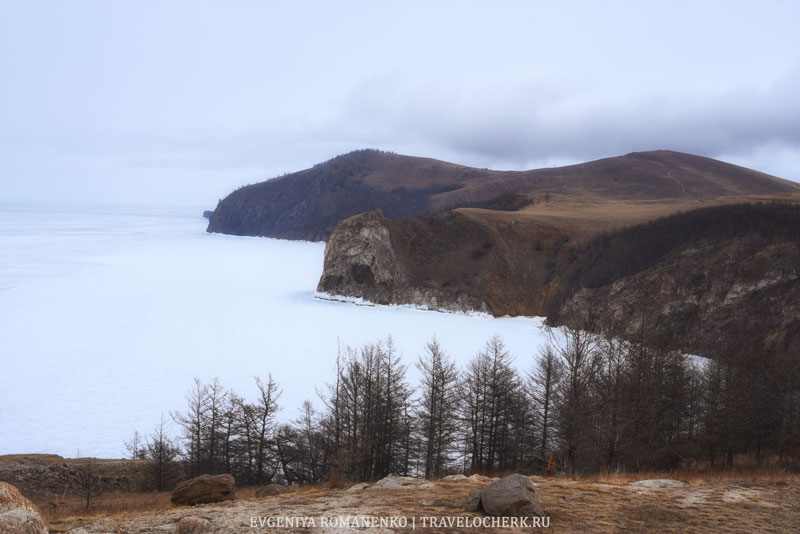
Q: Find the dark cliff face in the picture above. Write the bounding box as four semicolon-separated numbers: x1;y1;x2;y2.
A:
207;149;799;241
317;203;800;357
561;238;800;356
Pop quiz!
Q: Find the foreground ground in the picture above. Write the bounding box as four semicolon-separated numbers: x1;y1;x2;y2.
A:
44;473;800;534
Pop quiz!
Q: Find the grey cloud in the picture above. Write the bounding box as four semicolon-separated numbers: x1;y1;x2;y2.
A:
334;68;800;176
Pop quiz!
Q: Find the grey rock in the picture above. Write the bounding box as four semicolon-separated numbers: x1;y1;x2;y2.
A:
463;488;482;513
0;482;48;534
372;476;434;490
479;474;544;518
170;474;235;506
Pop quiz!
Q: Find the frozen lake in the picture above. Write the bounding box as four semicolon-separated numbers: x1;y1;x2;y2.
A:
0;205;549;458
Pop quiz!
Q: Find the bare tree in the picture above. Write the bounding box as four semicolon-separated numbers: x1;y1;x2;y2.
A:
416;336;459;478
549;324;601;474
172;377;209;477
145;413;180;491
530;345;561;464
124;430;146;460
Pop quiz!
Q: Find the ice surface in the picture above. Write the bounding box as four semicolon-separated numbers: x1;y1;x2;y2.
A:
0;205;550;458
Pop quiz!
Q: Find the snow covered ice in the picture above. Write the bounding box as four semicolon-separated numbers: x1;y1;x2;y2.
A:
0;205;549;458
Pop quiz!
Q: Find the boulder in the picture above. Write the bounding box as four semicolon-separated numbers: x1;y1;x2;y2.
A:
441;474;468;482
467;474;490;482
371;476;434;489
170;474;235;506
463;488;482;512
479;474;544;518
0;482;48;534
175;516;212;534
255;484;296;498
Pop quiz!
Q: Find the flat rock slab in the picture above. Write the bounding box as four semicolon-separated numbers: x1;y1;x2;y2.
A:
372;476;434;489
171;474;236;506
628;479;687;489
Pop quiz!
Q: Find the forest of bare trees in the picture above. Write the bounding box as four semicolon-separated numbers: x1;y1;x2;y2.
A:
128;324;800;490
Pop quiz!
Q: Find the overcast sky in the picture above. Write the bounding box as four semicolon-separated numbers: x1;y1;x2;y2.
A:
1;0;799;208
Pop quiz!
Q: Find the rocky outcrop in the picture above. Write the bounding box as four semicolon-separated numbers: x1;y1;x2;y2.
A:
441;474;468;481
0;482;48;534
170;475;235;507
561;238;800;355
317;211;407;304
318;203;800;357
0;455;157;498
370;476;434;490
477;474;545;518
317;210;499;313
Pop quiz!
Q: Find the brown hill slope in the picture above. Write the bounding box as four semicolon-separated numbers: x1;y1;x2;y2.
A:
206;149;799;240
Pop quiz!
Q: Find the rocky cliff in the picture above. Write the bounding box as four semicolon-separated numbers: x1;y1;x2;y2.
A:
210;148;800;356
318;203;800;357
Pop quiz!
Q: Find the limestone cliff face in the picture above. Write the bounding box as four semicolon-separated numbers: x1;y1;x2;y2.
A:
317;210;489;312
317;210;406;304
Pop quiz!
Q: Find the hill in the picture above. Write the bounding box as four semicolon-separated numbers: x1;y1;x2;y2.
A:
209;149;800;356
206;149;799;241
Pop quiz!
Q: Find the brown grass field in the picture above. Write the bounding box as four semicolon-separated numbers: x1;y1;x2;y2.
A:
40;468;800;533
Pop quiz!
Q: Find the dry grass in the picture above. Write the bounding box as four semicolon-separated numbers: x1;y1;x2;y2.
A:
36;491;173;525
40;483;340;530
39;471;800;534
569;462;800;486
